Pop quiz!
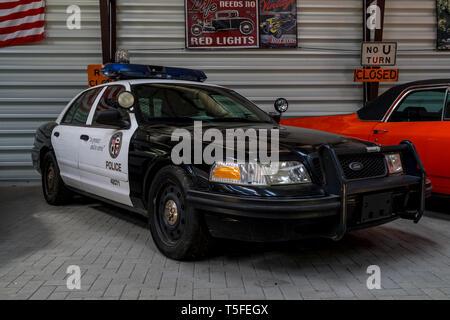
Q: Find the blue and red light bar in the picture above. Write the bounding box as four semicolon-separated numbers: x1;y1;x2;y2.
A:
101;63;207;82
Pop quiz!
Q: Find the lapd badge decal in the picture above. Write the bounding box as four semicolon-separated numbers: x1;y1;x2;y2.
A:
109;132;122;159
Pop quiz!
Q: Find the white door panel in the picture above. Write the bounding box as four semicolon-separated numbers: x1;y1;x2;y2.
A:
78;114;138;206
51;125;81;189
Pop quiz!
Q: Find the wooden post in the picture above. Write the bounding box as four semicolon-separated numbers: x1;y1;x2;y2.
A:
363;0;385;103
100;0;117;64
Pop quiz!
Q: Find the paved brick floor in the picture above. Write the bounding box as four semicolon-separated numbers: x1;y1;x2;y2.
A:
1;182;450;300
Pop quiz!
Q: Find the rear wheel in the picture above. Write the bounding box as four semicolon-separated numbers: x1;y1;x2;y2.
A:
42;152;72;205
191;24;203;36
148;166;212;260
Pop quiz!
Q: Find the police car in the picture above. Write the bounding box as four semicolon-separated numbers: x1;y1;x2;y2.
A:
32;63;428;260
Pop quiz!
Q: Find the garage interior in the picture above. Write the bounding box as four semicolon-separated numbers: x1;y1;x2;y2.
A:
0;0;448;181
1;0;450;301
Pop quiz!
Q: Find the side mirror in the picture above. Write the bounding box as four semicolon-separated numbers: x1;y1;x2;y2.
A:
274;98;289;113
269;112;281;124
117;91;135;109
95;109;129;128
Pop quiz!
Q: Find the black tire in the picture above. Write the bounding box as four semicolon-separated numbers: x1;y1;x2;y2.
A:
147;165;212;260
42;152;72;205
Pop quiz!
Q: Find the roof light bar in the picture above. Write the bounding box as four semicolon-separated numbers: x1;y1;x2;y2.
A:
101;63;207;82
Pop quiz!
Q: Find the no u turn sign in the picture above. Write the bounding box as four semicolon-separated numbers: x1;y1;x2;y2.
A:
361;42;397;67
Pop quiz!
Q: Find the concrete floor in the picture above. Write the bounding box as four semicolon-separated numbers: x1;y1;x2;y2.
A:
1;182;450;300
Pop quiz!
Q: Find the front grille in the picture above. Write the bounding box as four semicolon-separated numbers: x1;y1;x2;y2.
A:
338;153;387;180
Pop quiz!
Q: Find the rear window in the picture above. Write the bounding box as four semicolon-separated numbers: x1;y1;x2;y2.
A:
62;88;101;125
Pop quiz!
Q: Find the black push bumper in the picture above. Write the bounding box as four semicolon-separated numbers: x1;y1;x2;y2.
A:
187;141;428;242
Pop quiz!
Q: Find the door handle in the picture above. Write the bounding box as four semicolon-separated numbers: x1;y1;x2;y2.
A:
80;134;89;141
53;131;59;137
373;129;389;134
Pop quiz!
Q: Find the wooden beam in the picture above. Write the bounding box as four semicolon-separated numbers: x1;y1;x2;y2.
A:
99;0;117;64
363;0;386;103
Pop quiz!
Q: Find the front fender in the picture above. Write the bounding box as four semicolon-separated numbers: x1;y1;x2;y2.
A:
31;122;57;173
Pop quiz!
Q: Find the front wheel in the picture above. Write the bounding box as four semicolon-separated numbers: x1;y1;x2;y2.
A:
274;29;283;38
239;21;254;35
42;152;72;205
147;166;212;260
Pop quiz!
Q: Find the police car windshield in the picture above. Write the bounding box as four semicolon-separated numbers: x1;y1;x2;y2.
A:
131;83;274;124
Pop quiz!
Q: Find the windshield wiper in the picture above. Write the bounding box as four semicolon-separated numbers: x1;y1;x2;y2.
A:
209;117;271;123
145;117;196;123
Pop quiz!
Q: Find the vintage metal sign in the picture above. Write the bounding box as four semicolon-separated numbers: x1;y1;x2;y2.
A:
361;42;397;66
354;68;399;82
87;65;115;88
185;0;259;49
259;0;297;48
437;0;450;50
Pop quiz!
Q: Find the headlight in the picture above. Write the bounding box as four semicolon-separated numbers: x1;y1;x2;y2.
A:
385;153;403;175
209;161;311;186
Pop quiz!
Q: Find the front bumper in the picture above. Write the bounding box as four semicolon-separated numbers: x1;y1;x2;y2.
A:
187;141;428;242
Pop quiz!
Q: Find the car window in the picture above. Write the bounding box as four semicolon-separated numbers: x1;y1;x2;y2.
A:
132;83;274;123
61;92;86;124
92;85;130;125
444;90;450;120
61;88;101;125
389;89;446;122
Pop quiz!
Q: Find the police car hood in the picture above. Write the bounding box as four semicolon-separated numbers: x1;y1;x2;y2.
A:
139;122;375;154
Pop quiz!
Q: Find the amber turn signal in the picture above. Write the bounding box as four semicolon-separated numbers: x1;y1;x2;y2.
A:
213;166;241;180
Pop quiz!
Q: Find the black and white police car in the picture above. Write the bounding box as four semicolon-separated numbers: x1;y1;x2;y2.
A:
32;63;428;260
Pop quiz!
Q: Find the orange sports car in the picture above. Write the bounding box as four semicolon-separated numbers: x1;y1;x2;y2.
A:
282;79;450;195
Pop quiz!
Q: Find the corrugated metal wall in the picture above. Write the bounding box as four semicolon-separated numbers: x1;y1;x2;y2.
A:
0;0;102;180
0;0;448;180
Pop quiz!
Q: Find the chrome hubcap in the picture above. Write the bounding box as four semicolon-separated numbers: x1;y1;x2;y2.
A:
164;200;178;226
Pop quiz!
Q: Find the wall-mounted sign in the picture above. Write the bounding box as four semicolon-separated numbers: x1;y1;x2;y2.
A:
354;68;399;82
185;0;259;49
88;65;115;88
361;42;397;66
437;0;450;50
259;0;297;48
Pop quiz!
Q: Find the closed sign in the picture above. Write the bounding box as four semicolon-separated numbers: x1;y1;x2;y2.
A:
354;68;399;82
361;42;397;66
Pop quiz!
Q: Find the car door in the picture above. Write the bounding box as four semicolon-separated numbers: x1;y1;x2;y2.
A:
369;87;449;192
51;87;102;189
78;84;138;206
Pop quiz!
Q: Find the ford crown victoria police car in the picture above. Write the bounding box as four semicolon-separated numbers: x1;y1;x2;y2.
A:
32;64;428;260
